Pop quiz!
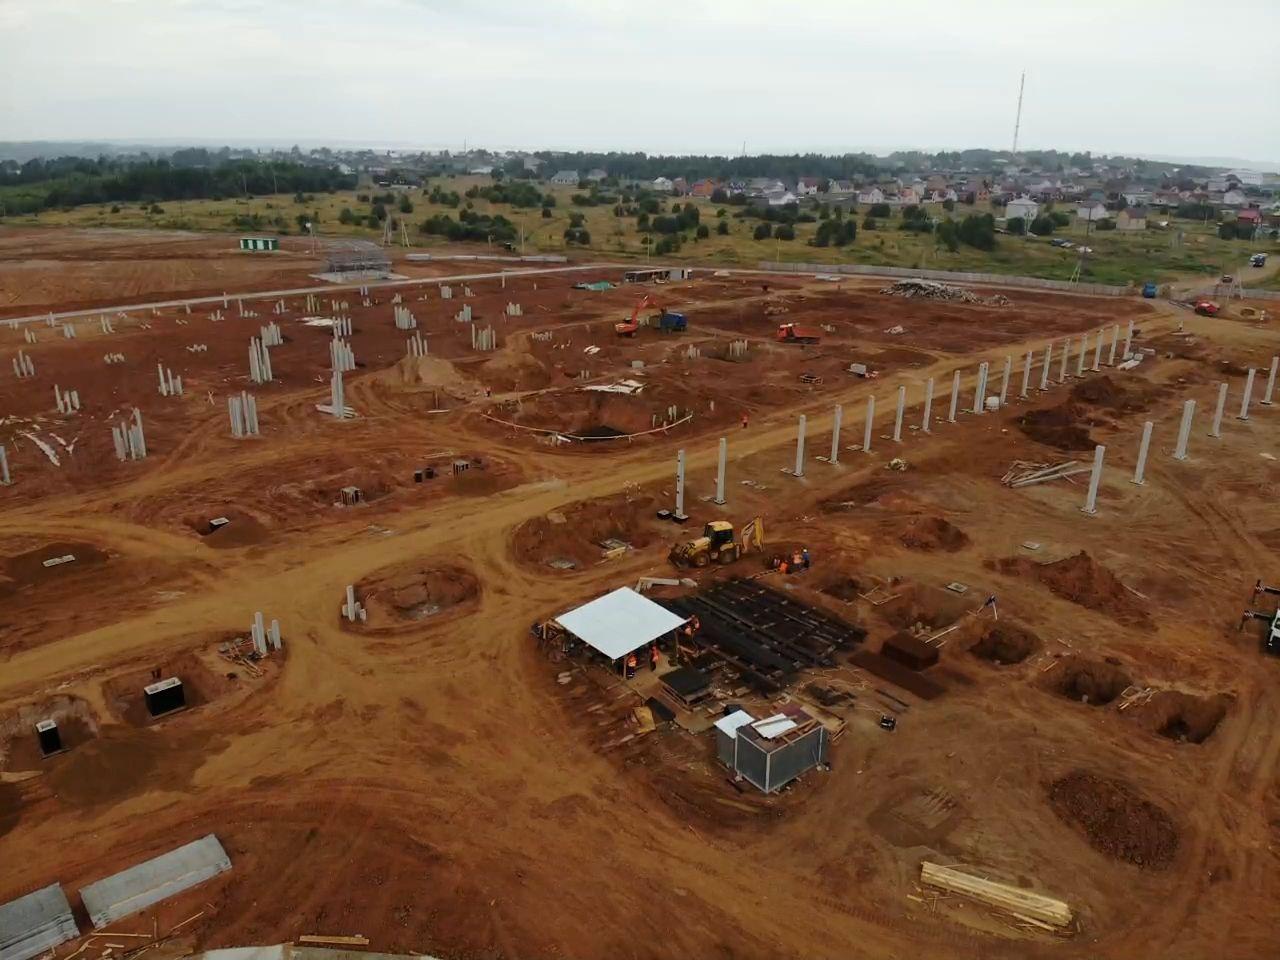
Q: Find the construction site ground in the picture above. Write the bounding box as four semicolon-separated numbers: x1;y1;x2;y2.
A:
1;228;1278;960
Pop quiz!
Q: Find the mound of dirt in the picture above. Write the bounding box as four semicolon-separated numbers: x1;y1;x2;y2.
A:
1050;657;1131;705
1015;402;1096;451
970;623;1039;665
1069;375;1152;414
3;541;109;587
1134;690;1231;744
1048;771;1178;868
479;352;553;392
514;494;658;571
393;355;477;392
183;508;269;548
370;564;480;621
991;551;1148;625
899;515;969;552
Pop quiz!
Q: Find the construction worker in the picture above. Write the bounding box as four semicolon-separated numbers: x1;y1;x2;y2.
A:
650;644;660;671
778;558;789;574
741;412;750;429
626;652;638;679
802;547;811;570
792;549;804;571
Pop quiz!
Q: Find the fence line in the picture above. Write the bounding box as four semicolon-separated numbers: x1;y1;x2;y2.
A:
758;261;1134;297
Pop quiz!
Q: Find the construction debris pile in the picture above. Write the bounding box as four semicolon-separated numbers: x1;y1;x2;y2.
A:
880;279;1011;306
1001;459;1092;488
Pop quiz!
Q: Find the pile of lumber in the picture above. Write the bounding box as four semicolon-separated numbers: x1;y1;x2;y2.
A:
879;279;1011;306
919;861;1073;929
1001;459;1092;488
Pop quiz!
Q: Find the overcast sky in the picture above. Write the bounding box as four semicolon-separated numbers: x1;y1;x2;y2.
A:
3;0;1278;164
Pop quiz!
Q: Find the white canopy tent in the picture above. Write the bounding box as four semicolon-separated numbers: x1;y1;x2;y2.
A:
555;587;687;662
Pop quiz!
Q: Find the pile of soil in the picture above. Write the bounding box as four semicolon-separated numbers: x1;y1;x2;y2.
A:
1135;690;1231;744
822;476;899;511
183;508;270;549
1050;657;1131;705
1048;771;1178;868
1069;375;1154;414
513;494;658;570
970;622;1039;665
370;564;480;621
1015;402;1096;451
992;551;1149;625
2;541;108;589
899;515;969;552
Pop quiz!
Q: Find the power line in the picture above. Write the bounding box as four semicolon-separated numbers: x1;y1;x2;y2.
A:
1011;70;1026;155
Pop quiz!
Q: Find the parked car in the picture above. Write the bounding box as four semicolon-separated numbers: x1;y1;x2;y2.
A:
1251;253;1268;267
1221;274;1234;284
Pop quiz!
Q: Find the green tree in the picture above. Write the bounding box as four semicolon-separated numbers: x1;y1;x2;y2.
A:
1007;215;1026;235
935;219;960;252
942;198;955;211
372;202;388;222
1029;215;1055;236
774;224;796;241
1218;222;1237;240
710;187;728;203
696;223;710;239
862;216;878;231
716;220;729;235
398;195;413;214
957;214;996;250
869;202;891;218
338;207;356;225
753;222;772;240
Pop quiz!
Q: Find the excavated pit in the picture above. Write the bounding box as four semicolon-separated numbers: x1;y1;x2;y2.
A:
514;494;659;571
1137;690;1231;744
970;623;1039;665
1050;657;1131;706
359;562;481;624
898;515;970;552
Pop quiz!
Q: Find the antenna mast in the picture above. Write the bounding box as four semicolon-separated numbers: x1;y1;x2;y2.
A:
1011;70;1025;155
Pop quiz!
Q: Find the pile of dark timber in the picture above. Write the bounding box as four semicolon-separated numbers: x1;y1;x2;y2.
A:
660;578;866;694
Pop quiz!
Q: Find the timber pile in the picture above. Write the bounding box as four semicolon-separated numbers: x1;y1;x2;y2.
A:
919;861;1073;929
880;278;1011;306
1001;459;1092;487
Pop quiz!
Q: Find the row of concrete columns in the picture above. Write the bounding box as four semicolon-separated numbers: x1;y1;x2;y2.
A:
228;391;260;438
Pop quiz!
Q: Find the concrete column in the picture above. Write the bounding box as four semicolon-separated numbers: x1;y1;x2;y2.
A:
829;406;842;465
1263;356;1279;406
948;371;960;422
1092;332;1103;371
714;437;727;504
1059;340;1070;382
1124;319;1134;359
1239;368;1256;421
973;362;987;414
794;415;806;476
1173;399;1196;461
1040;344;1051;390
1082;444;1105;516
1210;383;1228;437
1021;351;1032;398
675;449;686;517
893;386;905;442
922;378;934;433
1076;335;1087;376
1132;421;1153;485
1108;325;1119;365
863;396;875;453
999;355;1012;406
0;445;9;485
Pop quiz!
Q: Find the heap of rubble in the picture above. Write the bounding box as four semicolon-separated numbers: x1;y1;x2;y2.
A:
880;278;1011;306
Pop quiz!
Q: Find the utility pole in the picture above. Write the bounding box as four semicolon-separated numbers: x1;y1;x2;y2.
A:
1011;70;1026;156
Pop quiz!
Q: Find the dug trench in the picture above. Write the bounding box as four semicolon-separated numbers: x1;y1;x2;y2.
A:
968;622;1040;665
1046;656;1132;707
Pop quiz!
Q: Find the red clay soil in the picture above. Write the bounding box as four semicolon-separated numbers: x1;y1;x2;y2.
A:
899;515;970;552
514;494;660;571
358;562;480;625
1129;690;1232;744
1048;771;1179;869
992;551;1150;625
1069;375;1161;415
969;622;1040;665
1047;656;1132;706
1015;402;1097;451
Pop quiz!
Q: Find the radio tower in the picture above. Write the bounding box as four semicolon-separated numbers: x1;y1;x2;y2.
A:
1011;70;1026;156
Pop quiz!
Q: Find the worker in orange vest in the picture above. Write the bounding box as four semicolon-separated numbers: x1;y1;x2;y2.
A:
649;644;660;671
741;412;749;429
625;652;638;678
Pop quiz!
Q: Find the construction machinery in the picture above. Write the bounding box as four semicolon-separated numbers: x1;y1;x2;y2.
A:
615;295;686;336
776;323;822;344
1240;579;1280;655
669;517;765;568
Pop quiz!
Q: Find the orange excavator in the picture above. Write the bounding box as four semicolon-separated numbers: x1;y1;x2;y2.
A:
615;294;655;337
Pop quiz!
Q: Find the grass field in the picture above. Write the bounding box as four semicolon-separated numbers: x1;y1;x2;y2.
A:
3;174;1274;286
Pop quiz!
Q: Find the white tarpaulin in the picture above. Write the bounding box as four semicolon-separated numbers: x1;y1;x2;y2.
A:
0;884;78;960
80;834;231;929
555;587;686;660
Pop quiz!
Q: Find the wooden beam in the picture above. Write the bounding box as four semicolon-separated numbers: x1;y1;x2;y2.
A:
297;936;370;947
919;861;1072;928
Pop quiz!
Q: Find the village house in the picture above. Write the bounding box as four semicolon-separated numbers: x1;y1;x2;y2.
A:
1005;196;1039;222
689;179;719;198
795;177;821;197
1222;189;1248;208
585;169;607;182
549;169;579;186
857;186;884;205
651;177;674;193
1076;201;1109;224
1116;205;1149;231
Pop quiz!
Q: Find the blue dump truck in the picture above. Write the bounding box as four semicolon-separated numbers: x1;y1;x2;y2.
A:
1142;282;1158;298
655;310;687;332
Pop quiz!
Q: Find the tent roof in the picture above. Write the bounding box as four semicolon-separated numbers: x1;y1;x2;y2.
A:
555;587;686;660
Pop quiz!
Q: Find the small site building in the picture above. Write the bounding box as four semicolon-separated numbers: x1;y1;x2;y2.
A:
623;267;689;284
238;237;279;252
714;706;828;793
0;884;79;960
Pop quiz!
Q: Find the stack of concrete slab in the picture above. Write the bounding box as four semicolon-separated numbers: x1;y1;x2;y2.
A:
0;883;79;960
79;834;231;929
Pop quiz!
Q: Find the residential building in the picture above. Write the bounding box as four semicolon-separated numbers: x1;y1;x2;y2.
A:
1005;196;1039;221
671;177;689;195
1237;208;1263;232
651;177;674;193
826;179;856;196
1222;189;1248;208
857;186;884;205
550;170;580;186
1076;202;1108;224
689;179;719;198
796;177;821;197
585;168;607;182
1116;206;1148;231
